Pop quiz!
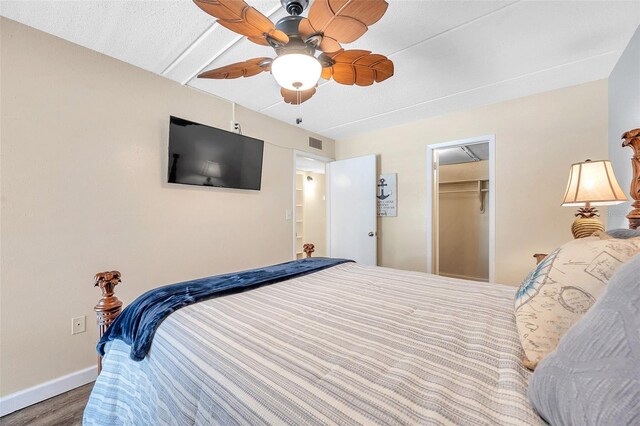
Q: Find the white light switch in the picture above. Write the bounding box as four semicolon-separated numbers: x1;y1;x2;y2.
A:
285;209;292;220
71;316;86;335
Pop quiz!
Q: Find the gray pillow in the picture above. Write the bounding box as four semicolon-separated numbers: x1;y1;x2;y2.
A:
606;228;640;239
528;253;640;425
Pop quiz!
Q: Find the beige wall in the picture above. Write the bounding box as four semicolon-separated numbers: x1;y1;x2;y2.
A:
608;25;640;229
439;161;489;281
336;80;608;285
0;18;334;396
301;172;327;257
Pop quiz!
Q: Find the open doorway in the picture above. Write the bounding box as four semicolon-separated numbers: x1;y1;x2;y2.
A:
426;136;496;282
293;152;331;260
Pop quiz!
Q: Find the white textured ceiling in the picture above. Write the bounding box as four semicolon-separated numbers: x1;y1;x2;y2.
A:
2;0;639;140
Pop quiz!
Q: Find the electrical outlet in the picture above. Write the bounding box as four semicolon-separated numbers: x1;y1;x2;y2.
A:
230;120;240;133
71;316;86;335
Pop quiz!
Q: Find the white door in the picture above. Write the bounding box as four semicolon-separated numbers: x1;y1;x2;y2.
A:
327;155;377;265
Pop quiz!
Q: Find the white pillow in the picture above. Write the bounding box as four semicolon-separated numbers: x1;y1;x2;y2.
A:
514;236;640;368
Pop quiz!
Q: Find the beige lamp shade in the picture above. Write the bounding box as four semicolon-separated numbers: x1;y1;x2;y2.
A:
201;161;222;178
562;160;627;207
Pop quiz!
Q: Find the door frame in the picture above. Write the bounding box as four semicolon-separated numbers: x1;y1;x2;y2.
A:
292;150;334;260
425;135;496;282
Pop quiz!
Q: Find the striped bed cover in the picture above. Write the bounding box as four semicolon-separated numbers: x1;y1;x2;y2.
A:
84;263;543;425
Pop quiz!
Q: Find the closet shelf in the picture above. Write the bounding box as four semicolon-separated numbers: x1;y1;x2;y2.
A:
439;179;489;213
440;189;489;194
440;178;489;184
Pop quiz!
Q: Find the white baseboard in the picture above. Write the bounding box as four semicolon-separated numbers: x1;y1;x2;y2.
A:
0;365;97;417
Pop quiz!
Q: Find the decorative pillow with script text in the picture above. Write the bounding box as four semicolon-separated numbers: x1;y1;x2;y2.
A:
514;236;640;369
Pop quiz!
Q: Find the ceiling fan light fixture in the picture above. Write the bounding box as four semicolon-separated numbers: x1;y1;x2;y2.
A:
193;0;393;105
271;53;321;91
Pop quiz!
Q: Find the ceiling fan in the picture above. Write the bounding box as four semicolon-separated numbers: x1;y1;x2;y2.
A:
193;0;394;105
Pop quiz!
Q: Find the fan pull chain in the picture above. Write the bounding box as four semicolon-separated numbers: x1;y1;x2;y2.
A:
296;89;303;125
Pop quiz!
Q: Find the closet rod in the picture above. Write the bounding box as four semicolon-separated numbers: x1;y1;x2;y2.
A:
439;180;488;213
439;178;489;184
440;189;489;194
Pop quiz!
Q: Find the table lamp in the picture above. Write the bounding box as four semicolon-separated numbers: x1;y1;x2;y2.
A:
562;159;627;238
201;161;222;186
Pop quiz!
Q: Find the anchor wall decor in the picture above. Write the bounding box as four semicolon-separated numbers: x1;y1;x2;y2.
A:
377;173;397;217
377;178;392;200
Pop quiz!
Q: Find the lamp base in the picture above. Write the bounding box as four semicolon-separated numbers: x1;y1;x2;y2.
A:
571;217;604;238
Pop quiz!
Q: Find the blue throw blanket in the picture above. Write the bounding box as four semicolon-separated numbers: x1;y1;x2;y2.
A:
97;257;352;361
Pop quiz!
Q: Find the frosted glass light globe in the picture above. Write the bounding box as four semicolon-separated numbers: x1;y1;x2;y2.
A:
271;53;322;91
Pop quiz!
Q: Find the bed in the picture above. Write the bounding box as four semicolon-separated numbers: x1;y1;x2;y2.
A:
83;260;543;425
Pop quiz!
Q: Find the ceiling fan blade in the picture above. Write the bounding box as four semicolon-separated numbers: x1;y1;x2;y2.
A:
281;87;317;105
193;0;289;46
198;57;272;79
320;50;393;86
299;0;388;52
299;18;343;52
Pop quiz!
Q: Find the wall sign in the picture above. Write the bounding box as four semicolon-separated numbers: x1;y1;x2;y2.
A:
377;173;397;217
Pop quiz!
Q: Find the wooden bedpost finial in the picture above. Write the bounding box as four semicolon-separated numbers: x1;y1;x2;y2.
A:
303;243;315;258
94;270;123;373
94;270;121;298
622;128;640;229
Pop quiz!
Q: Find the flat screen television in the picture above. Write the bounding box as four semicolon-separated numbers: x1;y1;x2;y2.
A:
168;116;264;190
